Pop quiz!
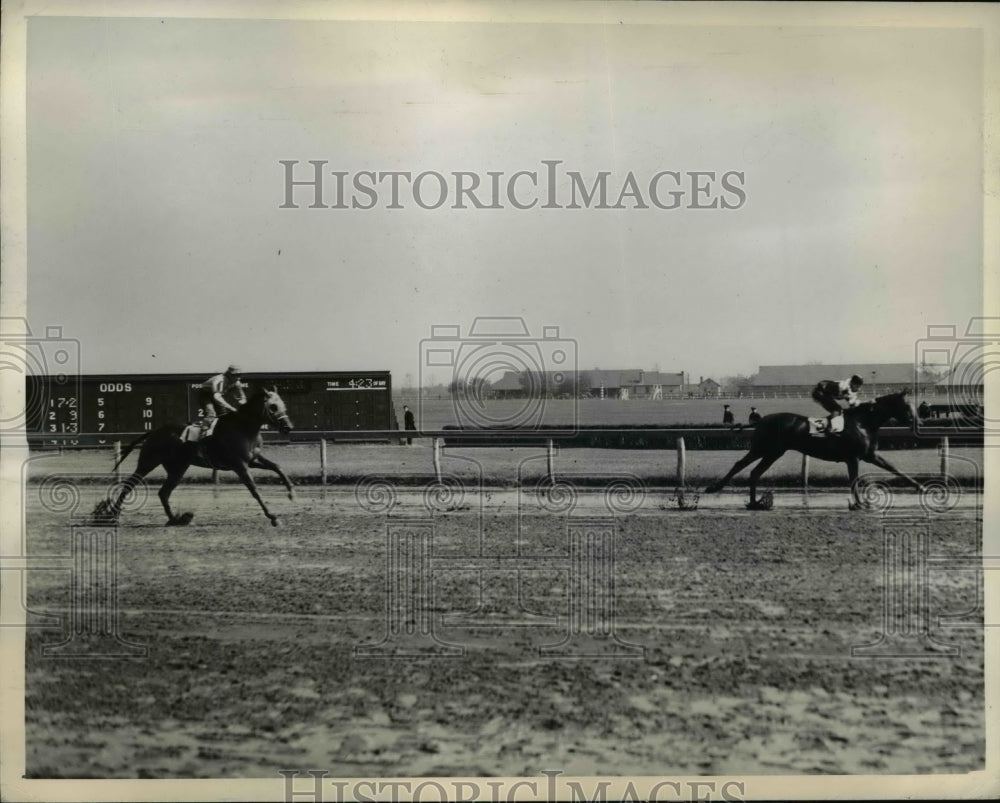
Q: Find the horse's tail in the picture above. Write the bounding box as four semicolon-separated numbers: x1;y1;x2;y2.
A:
112;431;153;472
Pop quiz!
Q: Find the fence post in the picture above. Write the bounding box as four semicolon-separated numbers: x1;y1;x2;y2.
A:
113;441;122;483
319;438;327;485
432;437;442;484
940;436;949;477
546;439;556;485
213;470;219;485
677;437;686;486
801;454;809;489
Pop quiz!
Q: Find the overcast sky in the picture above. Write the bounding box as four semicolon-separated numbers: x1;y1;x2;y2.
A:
26;17;983;385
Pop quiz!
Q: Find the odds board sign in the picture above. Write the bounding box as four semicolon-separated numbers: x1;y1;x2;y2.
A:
25;371;394;445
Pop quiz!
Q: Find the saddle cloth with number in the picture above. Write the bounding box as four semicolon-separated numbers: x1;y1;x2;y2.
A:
180;418;218;443
808;415;844;436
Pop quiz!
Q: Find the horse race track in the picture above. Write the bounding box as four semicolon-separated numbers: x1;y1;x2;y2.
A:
24;483;984;778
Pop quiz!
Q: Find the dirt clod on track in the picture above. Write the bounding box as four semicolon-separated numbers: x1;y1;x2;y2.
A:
25;486;983;778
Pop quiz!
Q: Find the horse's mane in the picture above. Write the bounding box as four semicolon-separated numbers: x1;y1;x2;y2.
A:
874;389;909;405
850;389;908;415
239;389;274;411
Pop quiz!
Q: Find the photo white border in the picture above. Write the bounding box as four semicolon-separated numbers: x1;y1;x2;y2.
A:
2;1;997;800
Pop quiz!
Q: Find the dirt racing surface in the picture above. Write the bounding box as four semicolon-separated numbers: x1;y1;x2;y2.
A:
23;484;984;778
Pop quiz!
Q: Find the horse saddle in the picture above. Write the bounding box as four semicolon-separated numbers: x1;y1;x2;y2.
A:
808;415;844;437
181;418;218;443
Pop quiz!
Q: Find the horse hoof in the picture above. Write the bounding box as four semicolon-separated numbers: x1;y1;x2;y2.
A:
90;502;119;525
270;517;279;527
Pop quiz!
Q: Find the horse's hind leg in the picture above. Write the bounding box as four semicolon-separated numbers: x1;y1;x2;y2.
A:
248;453;295;500
103;451;163;520
98;472;143;522
160;463;193;526
704;451;759;493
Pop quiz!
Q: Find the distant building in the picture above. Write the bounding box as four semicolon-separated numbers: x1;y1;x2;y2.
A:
675;376;720;396
585;369;685;399
587;369;643;400
697;377;721;397
934;368;985;398
489;370;526;398
637;371;686;400
484;369;685;400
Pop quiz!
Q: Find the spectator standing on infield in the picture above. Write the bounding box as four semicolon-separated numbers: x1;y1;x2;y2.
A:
748;407;762;425
722;404;735;428
403;405;416;445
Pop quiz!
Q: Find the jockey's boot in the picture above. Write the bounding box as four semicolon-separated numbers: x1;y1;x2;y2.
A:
827;413;844;436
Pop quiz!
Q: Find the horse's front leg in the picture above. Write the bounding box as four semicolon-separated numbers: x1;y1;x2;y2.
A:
746;452;782;509
249;453;295;500
865;453;925;493
233;462;280;526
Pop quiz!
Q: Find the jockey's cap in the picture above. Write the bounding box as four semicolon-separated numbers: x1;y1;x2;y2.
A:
227;365;241;375
850;374;863;385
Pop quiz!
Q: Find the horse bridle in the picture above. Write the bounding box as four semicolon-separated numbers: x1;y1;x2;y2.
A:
262;392;293;429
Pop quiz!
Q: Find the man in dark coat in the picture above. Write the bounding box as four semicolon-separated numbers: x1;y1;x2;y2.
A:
403;405;416;445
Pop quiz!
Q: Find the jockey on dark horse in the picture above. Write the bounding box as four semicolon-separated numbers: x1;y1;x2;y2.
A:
811;374;863;435
197;365;247;424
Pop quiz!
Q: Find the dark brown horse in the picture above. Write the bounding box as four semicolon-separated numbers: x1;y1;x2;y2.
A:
703;389;925;509
97;388;295;526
